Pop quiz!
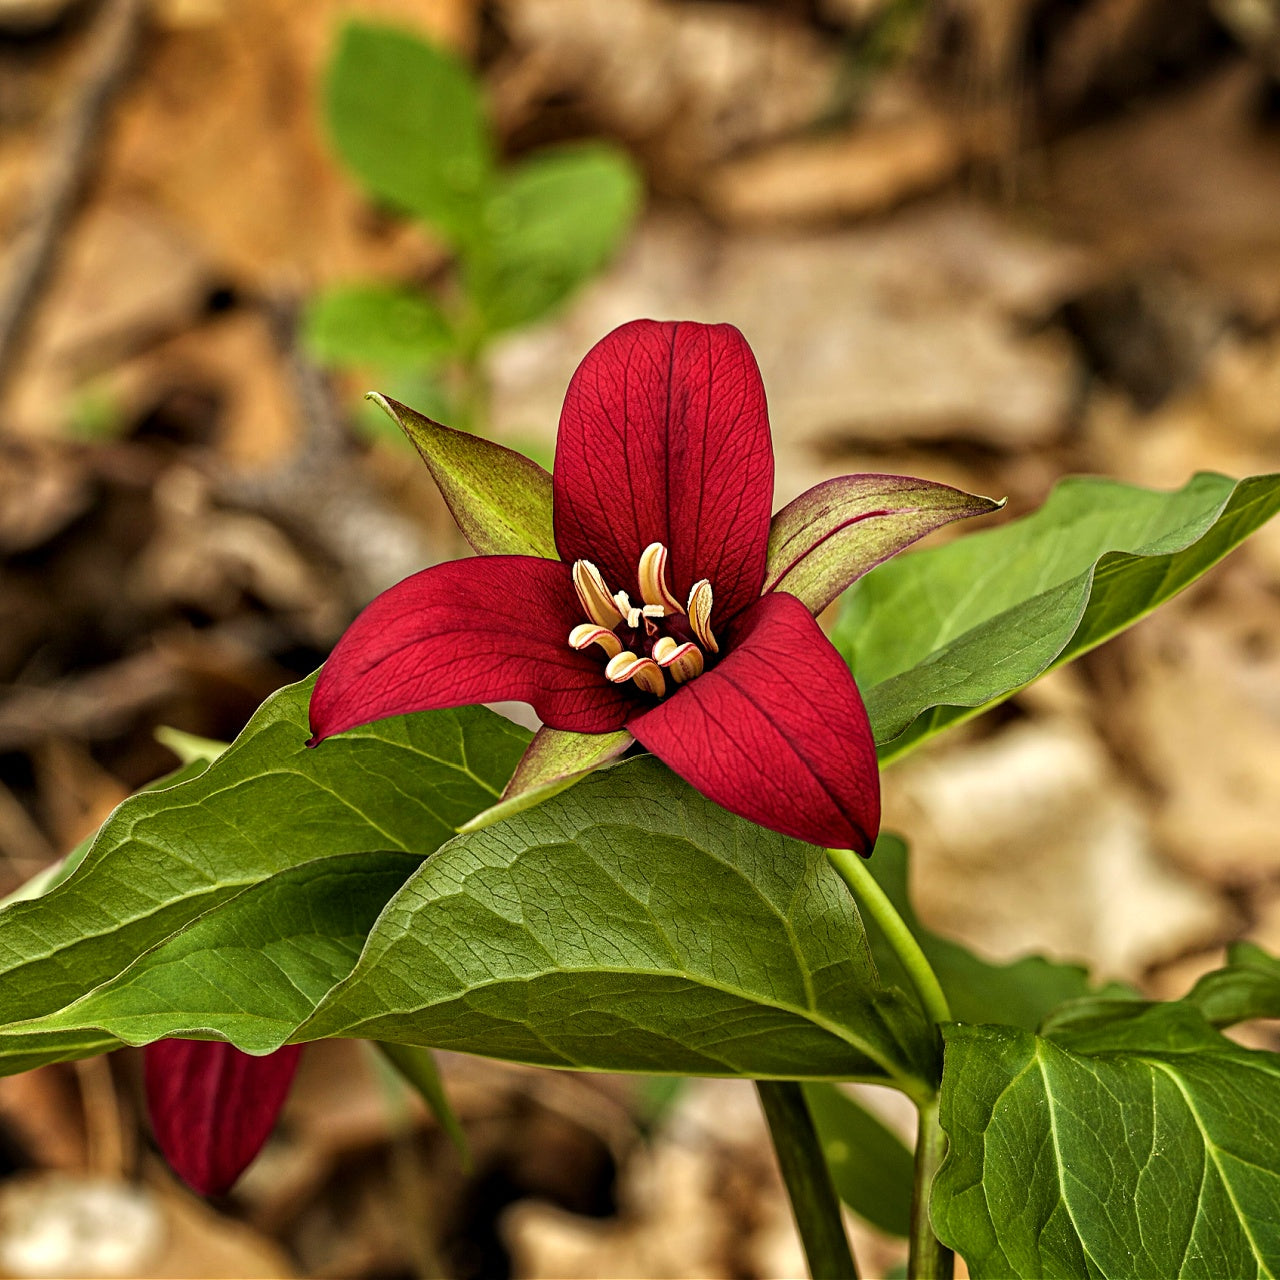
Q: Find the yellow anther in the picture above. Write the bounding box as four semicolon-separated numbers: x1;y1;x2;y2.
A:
605;651;667;698
652;637;705;684
569;623;623;659
573;560;624;630
686;579;719;654
638;542;683;615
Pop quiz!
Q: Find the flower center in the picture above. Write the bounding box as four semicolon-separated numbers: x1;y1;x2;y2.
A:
568;542;718;699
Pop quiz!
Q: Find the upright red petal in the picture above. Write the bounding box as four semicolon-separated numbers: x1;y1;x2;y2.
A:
553;320;774;623
629;592;880;852
310;556;636;740
145;1040;303;1195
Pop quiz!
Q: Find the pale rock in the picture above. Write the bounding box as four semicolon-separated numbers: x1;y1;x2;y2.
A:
489;202;1083;463
1122;601;1280;882
884;718;1226;980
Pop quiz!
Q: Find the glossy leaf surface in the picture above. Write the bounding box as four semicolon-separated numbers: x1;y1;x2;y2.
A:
0;678;527;1072
838;472;1280;759
301;757;936;1091
934;1006;1280;1278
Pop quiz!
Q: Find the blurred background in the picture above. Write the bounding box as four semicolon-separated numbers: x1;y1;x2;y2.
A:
1;0;1280;1275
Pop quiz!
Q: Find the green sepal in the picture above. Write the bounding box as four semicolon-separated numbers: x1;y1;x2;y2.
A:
765;475;1002;616
370;394;557;559
459;726;633;834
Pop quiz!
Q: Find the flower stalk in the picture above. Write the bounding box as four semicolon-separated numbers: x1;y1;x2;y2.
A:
909;1098;954;1280
826;846;955;1280
757;1080;860;1280
825;848;951;1027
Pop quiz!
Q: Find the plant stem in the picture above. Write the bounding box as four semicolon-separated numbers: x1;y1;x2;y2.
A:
756;1080;860;1280
826;848;954;1279
909;1099;954;1280
825;848;952;1026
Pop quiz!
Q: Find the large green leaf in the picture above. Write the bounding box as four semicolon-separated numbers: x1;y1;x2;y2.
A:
299;757;938;1093
0;677;528;1072
933;1005;1280;1278
863;836;1124;1031
470;142;640;333
325;21;491;244
304;284;455;370
18;852;421;1054
835;472;1280;759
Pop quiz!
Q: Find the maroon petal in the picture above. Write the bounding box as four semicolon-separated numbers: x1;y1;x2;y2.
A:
145;1040;302;1195
629;592;880;852
553;320;774;622
310;556;635;740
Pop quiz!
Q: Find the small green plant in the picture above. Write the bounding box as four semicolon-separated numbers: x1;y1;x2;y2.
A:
307;20;641;441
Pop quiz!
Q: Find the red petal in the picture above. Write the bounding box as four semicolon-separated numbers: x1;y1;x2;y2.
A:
629;592;880;852
145;1040;302;1195
310;556;634;740
553;320;774;623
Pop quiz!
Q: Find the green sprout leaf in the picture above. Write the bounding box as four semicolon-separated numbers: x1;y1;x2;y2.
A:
837;471;1280;759
299;756;938;1093
470;142;641;333
325;21;492;245
460;726;634;834
933;1006;1280;1278
304;284;455;370
0;676;528;1074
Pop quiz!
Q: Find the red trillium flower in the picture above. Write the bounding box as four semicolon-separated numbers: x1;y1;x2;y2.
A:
145;1039;302;1195
144;322;998;1197
309;320;1001;850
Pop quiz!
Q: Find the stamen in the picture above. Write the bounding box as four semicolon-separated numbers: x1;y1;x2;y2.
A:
605;650;638;682
569;623;623;659
687;579;719;654
652;637;705;684
573;561;624;630
605;651;667;697
638;542;683;615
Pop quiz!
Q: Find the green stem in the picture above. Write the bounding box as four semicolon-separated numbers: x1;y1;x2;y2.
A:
825;848;952;1026
756;1080;859;1280
826;848;954;1280
909;1099;954;1280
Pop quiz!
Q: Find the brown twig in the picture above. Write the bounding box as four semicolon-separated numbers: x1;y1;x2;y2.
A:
0;0;146;396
